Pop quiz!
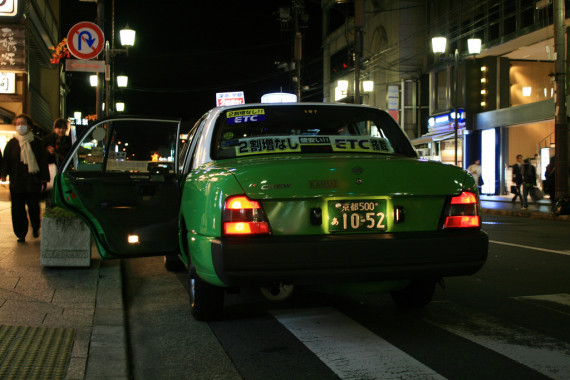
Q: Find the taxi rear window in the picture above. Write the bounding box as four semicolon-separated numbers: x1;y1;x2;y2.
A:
211;105;416;159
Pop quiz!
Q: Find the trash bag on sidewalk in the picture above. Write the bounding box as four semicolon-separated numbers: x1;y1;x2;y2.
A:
552;195;570;216
531;187;543;200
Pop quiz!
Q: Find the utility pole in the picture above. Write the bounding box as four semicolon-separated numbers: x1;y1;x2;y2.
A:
353;0;364;104
96;0;104;119
553;0;569;198
292;0;304;100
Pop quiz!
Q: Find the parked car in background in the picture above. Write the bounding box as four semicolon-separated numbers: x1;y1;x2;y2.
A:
53;103;488;320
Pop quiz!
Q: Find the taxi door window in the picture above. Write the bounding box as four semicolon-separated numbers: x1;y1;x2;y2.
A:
67;120;178;174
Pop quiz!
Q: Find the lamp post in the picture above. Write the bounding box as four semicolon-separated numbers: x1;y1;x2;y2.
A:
432;36;481;166
102;24;135;116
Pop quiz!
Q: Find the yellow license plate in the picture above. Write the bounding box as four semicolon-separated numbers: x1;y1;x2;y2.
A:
328;200;387;231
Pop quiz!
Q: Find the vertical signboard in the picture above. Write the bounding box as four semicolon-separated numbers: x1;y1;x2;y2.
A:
0;24;25;71
0;72;15;93
387;85;399;122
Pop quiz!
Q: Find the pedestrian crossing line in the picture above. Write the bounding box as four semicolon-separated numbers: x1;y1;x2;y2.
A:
489;240;570;256
271;307;445;380
425;304;570;379
513;294;570;317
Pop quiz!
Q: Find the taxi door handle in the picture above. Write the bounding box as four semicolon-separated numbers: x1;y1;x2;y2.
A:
139;185;157;196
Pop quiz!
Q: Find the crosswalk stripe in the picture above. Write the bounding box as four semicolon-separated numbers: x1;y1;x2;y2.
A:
272;307;445;380
513;293;570;317
425;303;570;379
515;293;570;307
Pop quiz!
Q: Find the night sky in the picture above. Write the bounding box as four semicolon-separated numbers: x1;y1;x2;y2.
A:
61;0;323;121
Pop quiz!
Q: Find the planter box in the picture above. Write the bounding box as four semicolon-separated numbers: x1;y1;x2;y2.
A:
41;217;92;267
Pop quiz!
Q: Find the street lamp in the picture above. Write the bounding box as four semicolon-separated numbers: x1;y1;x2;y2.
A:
431;36;481;166
119;24;136;47
116;75;128;88
100;24;136;116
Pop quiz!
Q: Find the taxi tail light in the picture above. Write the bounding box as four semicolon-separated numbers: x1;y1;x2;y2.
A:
223;195;271;235
442;191;481;229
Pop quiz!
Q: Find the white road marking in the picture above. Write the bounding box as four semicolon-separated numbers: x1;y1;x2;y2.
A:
426;304;570;379
489;240;570;256
513;294;570;317
515;293;570;306
271;307;445;380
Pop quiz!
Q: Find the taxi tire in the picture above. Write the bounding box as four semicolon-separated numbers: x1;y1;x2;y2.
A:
189;267;224;321
390;278;436;309
164;254;184;272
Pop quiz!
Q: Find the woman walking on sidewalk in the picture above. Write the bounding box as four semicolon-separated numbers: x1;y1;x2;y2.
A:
0;114;50;242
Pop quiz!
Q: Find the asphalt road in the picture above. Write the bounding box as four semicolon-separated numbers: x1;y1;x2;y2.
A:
124;213;570;379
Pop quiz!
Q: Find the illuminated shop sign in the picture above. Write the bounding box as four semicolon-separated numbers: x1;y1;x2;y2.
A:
0;72;15;93
427;110;465;132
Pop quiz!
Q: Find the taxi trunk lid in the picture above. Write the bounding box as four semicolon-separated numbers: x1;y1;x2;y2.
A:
226;155;470;199
220;155;474;235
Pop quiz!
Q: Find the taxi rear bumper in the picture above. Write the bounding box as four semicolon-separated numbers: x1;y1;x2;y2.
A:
210;230;488;285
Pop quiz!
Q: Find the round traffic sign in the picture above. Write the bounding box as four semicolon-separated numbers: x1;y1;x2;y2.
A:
66;21;105;60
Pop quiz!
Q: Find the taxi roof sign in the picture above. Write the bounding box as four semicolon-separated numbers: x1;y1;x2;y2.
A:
261;92;297;103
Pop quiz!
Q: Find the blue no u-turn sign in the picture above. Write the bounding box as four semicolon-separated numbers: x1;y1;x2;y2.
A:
67;21;105;60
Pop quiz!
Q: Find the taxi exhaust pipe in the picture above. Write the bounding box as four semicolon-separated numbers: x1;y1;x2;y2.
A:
260;283;294;301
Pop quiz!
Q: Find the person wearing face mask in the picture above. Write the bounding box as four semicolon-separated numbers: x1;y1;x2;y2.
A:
0;114;50;242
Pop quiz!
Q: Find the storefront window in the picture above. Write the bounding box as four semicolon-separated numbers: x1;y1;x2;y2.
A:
440;137;462;167
510;61;555;106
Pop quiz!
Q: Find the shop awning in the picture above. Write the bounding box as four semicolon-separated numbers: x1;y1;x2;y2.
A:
410;131;457;145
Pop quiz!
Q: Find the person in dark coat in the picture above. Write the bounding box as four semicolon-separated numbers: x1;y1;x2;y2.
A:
521;157;537;210
511;154;523;204
42;118;71;167
543;156;556;203
0;114;50;242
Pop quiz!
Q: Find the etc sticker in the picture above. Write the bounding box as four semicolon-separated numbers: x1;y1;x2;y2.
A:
227;109;265;124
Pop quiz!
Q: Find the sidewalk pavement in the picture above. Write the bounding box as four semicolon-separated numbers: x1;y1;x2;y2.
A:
480;194;570;222
0;200;128;380
0;193;567;379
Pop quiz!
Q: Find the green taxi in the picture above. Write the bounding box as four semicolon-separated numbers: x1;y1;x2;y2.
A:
53;103;488;320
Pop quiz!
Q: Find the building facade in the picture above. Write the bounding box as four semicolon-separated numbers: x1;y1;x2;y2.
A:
321;0;569;196
0;0;64;153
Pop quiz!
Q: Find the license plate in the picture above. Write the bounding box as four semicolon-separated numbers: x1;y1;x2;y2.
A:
328;200;387;231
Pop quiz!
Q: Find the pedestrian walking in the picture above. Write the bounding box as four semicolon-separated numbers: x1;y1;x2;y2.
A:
467;159;483;191
0;114;50;242
521;157;538;210
511;154;523;204
543;156;556;203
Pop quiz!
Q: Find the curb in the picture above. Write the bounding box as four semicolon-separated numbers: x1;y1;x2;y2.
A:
482;208;570;222
85;259;129;380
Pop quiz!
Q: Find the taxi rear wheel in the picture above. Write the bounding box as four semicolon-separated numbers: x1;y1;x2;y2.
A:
189;267;224;321
390;278;437;309
164;254;184;272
